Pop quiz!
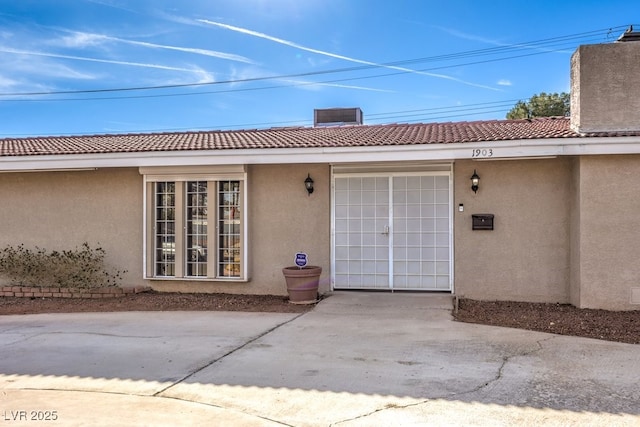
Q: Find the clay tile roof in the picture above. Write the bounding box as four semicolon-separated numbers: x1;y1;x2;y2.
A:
0;116;634;157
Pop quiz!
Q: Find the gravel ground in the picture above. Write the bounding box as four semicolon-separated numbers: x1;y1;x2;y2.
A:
1;292;638;344
453;298;640;345
0;292;313;315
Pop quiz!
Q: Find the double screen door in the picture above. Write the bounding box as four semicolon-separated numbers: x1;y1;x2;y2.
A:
333;173;452;291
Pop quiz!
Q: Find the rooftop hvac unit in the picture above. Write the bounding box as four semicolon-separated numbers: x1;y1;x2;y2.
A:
314;108;363;127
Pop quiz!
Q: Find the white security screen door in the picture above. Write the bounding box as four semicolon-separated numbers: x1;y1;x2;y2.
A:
334;176;391;289
333;172;452;291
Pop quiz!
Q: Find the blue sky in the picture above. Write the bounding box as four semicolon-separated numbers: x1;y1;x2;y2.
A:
0;0;637;137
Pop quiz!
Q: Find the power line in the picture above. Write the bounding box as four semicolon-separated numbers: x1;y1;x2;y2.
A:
366;99;521;117
382;108;513;124
0;26;626;136
0;98;534;136
0;25;627;101
367;101;520;122
0;37;609;103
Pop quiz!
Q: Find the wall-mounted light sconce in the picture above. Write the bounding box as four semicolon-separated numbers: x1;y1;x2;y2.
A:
470;169;480;193
304;174;314;195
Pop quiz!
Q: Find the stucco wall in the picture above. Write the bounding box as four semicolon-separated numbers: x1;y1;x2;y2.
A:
0;165;331;296
574;155;640;310
150;163;331;295
0;168;144;286
571;42;640;132
4;158;637;308
568;157;582;307
454;158;572;303
247;163;331;295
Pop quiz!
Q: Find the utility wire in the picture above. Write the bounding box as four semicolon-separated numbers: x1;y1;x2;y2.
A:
378;108;513;124
0;25;627;100
0;98;539;136
367;102;519;122
0;36;611;103
0;26;627;136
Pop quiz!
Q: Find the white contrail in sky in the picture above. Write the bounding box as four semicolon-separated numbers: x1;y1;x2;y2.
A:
59;31;256;64
433;26;573;54
198;19;499;91
0;47;203;72
279;79;395;93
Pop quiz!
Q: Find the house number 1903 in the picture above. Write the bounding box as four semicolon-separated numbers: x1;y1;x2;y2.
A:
471;148;493;158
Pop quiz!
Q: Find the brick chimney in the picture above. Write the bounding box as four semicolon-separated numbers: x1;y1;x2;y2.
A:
570;29;640;133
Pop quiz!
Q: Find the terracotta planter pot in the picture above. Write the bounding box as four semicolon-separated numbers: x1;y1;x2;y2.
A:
282;266;322;304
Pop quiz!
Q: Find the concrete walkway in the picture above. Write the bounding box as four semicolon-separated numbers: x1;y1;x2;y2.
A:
0;292;638;426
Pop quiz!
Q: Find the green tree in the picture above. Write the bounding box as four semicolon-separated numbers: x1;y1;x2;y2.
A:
506;92;570;119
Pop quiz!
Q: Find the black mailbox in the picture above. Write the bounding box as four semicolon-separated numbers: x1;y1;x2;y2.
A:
472;214;494;230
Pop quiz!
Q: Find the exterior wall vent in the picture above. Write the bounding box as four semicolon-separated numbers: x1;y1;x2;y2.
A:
314;108;363;127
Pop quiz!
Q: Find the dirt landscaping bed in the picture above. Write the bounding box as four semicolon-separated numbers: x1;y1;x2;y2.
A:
453;298;640;345
0;291;313;315
1;292;638;344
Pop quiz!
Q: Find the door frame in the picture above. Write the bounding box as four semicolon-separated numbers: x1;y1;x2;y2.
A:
330;162;454;292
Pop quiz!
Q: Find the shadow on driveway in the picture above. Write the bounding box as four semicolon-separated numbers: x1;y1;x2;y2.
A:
1;292;638;426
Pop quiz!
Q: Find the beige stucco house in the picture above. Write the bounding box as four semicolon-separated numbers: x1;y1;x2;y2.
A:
1;38;640;310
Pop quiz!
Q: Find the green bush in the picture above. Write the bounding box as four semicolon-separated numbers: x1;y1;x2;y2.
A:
0;243;126;289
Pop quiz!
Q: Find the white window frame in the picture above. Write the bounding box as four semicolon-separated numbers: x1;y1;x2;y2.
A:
140;166;248;281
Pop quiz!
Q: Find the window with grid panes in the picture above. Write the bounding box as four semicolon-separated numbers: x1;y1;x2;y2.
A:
186;181;208;277
155;182;176;277
218;180;242;277
146;174;245;281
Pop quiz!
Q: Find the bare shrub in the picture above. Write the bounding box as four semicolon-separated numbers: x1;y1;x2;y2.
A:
0;243;126;289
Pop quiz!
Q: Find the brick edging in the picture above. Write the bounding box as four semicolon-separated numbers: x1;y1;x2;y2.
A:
1;286;152;299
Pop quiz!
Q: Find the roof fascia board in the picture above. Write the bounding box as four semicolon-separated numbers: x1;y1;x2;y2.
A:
1;136;640;171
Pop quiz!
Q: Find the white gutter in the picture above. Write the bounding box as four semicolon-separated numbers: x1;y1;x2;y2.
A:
1;136;640;171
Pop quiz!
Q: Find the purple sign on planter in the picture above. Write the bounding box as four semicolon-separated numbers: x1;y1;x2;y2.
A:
295;252;308;267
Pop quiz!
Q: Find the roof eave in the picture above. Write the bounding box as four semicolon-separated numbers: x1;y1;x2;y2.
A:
1;136;640;172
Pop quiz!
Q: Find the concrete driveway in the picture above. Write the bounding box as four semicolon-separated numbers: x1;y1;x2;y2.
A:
0;292;638;426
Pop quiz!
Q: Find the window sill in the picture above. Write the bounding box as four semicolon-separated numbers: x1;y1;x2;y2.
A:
146;276;250;283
